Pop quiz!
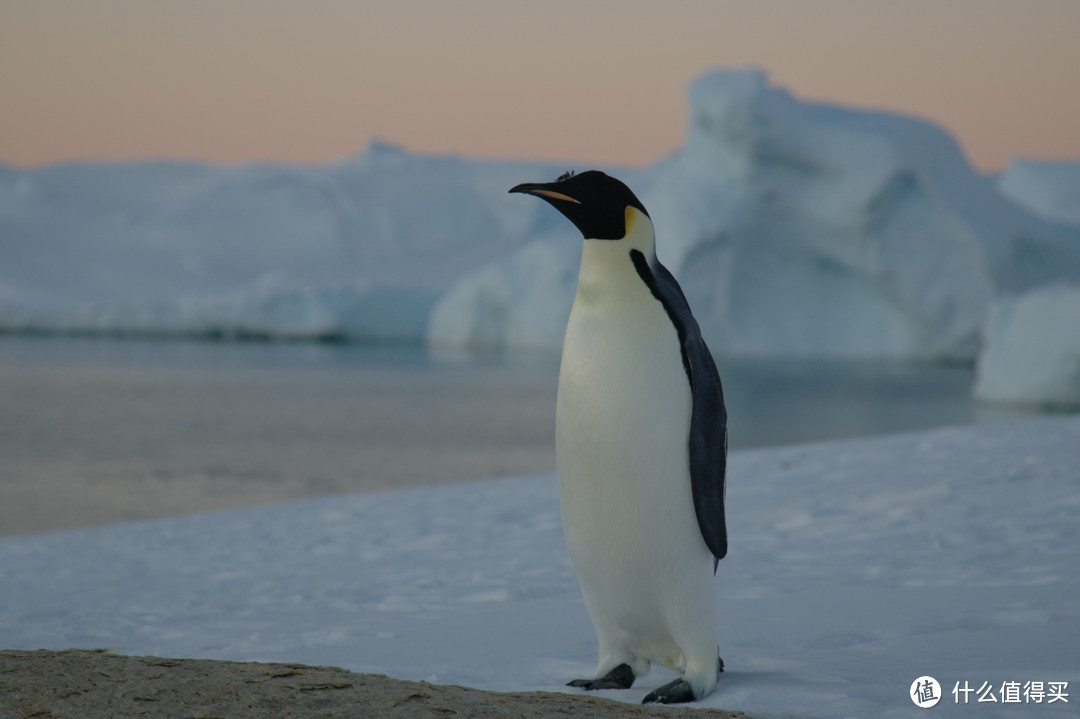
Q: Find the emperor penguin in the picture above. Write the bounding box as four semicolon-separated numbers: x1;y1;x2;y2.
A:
509;170;728;704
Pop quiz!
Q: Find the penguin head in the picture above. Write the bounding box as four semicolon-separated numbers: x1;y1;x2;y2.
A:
509;170;649;241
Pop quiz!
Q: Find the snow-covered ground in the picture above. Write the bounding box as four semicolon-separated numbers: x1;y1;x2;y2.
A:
2;416;1077;718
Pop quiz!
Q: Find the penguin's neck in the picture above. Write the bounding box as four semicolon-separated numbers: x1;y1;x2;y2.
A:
576;207;656;304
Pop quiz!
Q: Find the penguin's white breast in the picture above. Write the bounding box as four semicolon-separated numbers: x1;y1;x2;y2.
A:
556;242;697;578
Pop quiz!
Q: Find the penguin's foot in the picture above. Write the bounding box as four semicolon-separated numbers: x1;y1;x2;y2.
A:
567;663;635;690
642;678;696;704
641;655;724;704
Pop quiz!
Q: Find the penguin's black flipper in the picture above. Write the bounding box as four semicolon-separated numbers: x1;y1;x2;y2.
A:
630;250;728;565
567;663;635;690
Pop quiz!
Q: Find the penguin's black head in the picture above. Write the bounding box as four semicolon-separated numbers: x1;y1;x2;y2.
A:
509;170;649;240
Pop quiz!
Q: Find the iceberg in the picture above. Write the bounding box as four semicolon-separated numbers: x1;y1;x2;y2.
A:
974;283;1080;407
4;70;1080;359
998;159;1080;227
425;239;578;353
431;69;1080;357
0;142;561;342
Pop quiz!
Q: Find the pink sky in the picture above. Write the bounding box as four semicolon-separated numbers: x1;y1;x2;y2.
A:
3;0;1078;172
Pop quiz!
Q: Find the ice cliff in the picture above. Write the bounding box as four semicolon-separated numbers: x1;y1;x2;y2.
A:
0;143;560;341
430;69;1080;359
975;283;1080;408
998;159;1080;228
3;69;1079;368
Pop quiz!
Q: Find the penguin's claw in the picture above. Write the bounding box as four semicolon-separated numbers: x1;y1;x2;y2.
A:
642;678;696;704
640;656;723;704
567;663;635;690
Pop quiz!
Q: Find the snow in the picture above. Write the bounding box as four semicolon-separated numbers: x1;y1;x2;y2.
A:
998;159;1080;228
975;284;1080;407
5;69;1080;361
2;416;1078;718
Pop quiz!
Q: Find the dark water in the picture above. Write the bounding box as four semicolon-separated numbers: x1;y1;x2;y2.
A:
0;335;1053;534
0;335;1044;452
716;356;1042;449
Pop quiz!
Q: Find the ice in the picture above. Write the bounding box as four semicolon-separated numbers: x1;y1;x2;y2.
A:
4;70;1080;362
432;69;1080;358
426;238;579;352
1;416;1077;718
0;142;563;341
975;283;1080;407
998;159;1080;227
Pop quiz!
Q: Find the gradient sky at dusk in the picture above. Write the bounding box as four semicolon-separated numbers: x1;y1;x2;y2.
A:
3;0;1078;172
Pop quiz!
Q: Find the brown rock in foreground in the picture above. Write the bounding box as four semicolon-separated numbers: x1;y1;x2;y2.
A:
0;649;748;719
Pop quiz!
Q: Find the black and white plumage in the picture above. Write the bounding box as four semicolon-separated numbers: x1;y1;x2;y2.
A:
509;171;727;704
627;248;728;565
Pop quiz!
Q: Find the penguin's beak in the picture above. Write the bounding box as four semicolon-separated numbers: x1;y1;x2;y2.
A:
509;182;581;205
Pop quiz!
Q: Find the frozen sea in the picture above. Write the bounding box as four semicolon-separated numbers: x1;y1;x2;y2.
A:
0;382;1075;717
0;335;1047;536
1;336;1077;718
